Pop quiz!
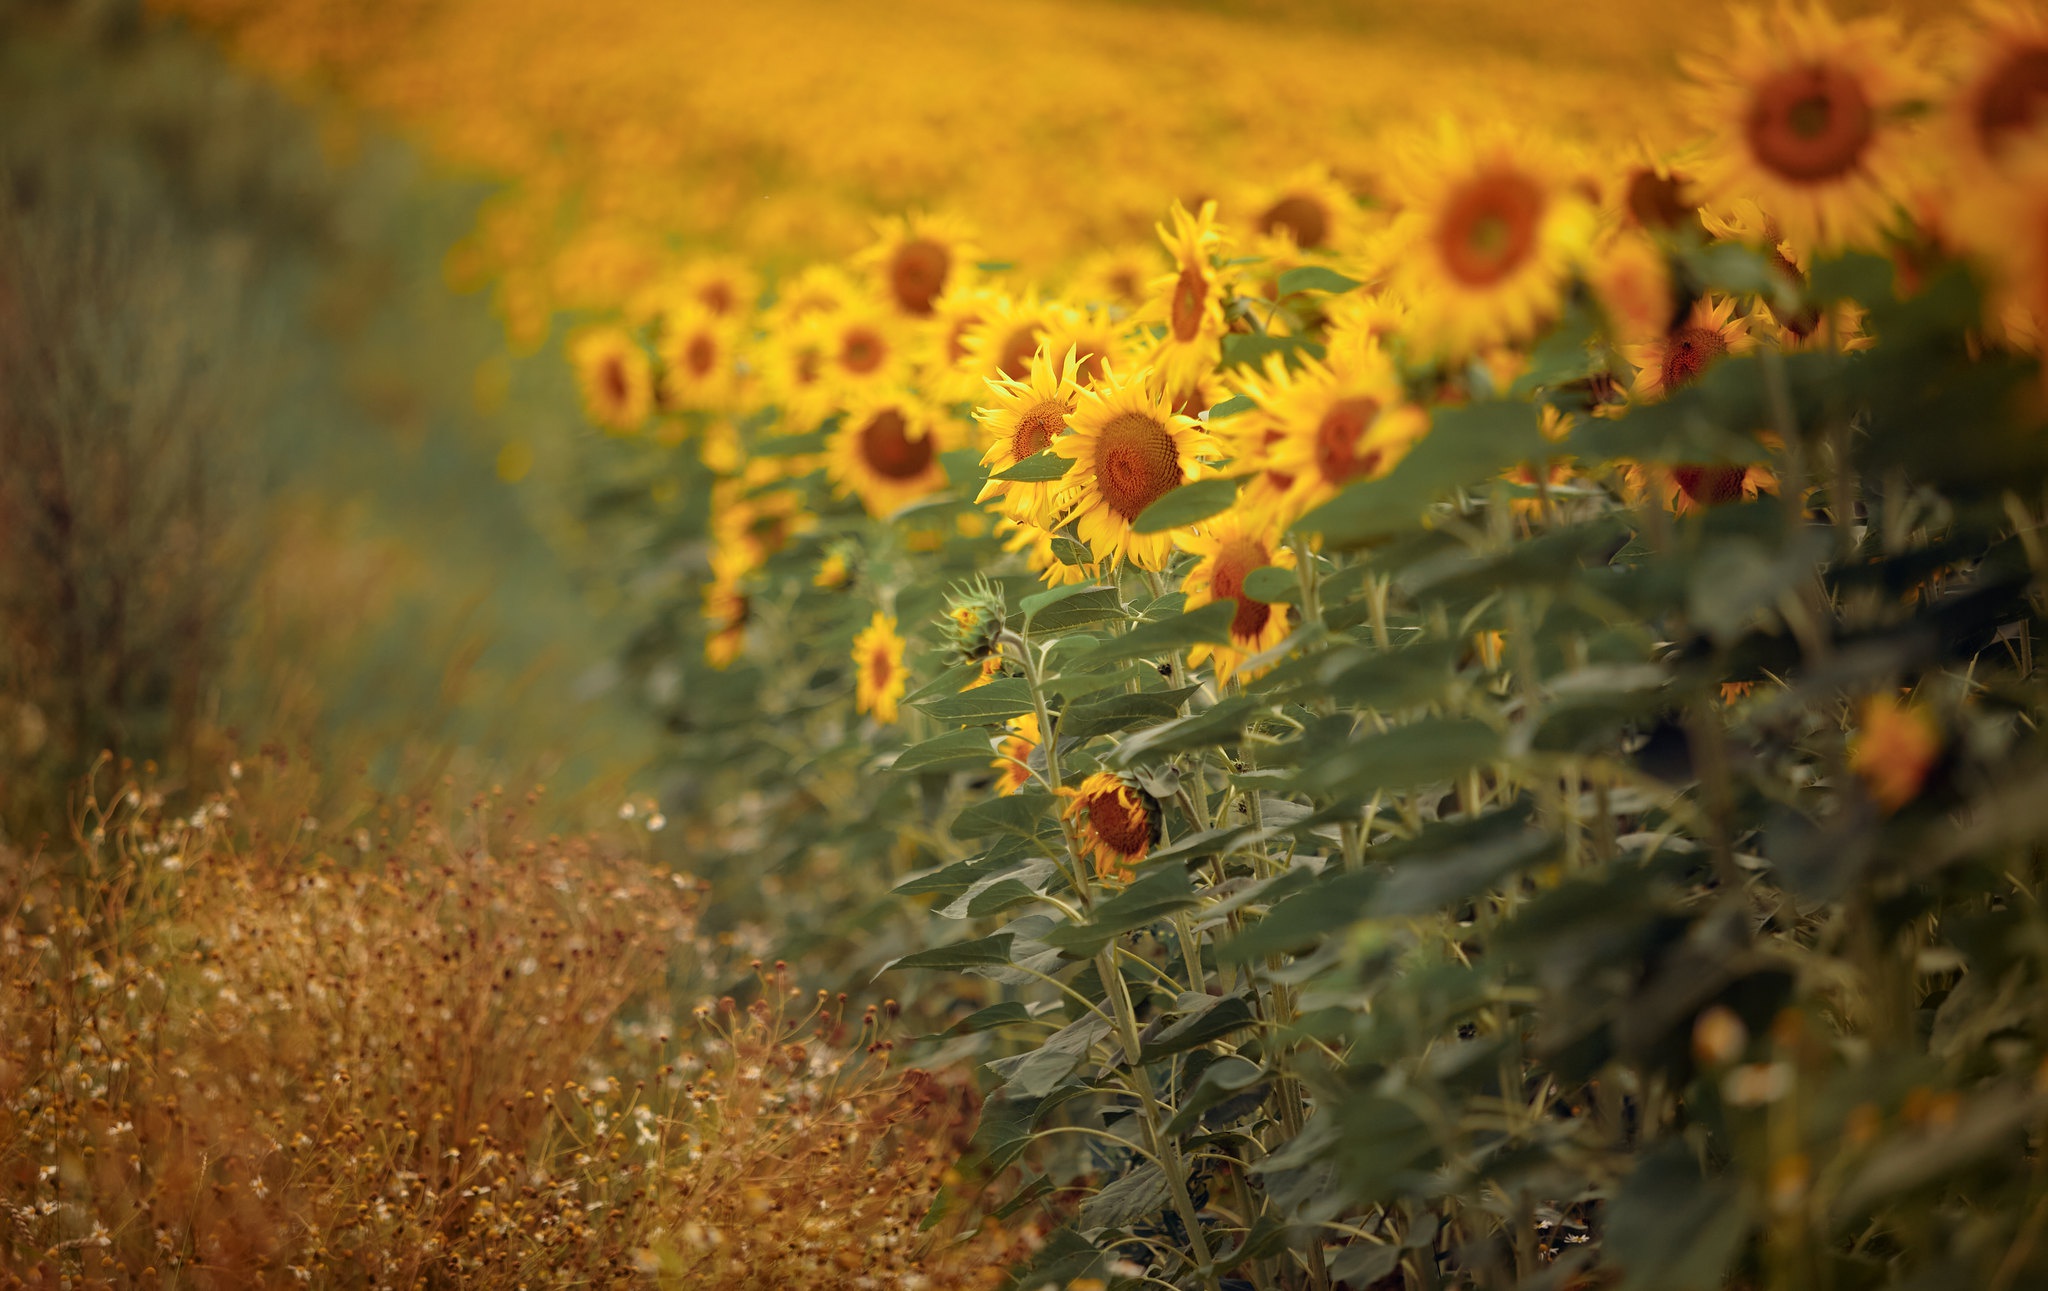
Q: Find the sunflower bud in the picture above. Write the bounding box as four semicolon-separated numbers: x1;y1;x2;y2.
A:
939;577;1007;665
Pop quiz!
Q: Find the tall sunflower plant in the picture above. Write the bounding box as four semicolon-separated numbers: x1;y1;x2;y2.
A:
556;8;2048;1288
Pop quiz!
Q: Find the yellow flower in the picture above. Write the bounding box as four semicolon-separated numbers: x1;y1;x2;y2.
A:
1058;771;1158;883
702;546;752;670
997;516;1098;588
1947;139;2048;341
1943;3;2048;178
1624;295;1755;402
1384;122;1594;359
853;612;909;725
1606;151;1703;233
570;326;654;434
974;346;1083;524
1053;363;1220;570
1241;163;1367;254
857;212;979;319
1068;245;1161;313
1037;304;1132;388
675;256;759;319
758;319;838;432
821;301;910;397
957;290;1058;392
1140;200;1234;390
1176;511;1297;683
826;392;953;517
711;479;812;572
920;282;1003;404
764;263;861;334
992;713;1041;796
655;302;738;411
1685;4;1930;253
1589;229;1678;351
1240;345;1430;528
814;548;853;590
1848;694;1940;813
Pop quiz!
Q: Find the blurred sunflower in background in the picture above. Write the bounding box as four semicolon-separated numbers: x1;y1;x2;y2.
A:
1241;163;1366;255
992;713;1041;796
1686;4;1929;253
571;326;654;434
1068;245;1159;313
1141;200;1234;389
822;301;911;397
1054;364;1219;569
853;612;909;724
1177;511;1296;682
829;392;953;517
922;282;1003;403
974;346;1083;523
655;302;738;411
858;212;979;319
958;291;1058;390
1038;304;1130;387
1252;346;1430;526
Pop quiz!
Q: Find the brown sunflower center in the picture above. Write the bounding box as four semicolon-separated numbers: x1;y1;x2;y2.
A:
1672;464;1748;507
1011;399;1070;464
858;409;934;480
841;327;887;375
700;281;736;315
1745;63;1873;183
1259;193;1332;249
1074;348;1104;385
1170;383;1210;418
1260;425;1297;491
890;239;950;316
1210;536;1275;642
1625;169;1692;229
997;326;1040;381
1093;411;1184;521
1438;170;1544;287
1314;397;1386;486
686;334;718;378
1975;45;2048;156
1170;265;1208;342
1660;324;1730;392
1108;268;1141;302
1085;786;1154;857
868;642;895;690
748;511;789;554
601;356;630;406
946;315;981;364
795;347;822;386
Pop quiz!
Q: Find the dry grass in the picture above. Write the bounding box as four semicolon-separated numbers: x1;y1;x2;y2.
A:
0;758;1034;1288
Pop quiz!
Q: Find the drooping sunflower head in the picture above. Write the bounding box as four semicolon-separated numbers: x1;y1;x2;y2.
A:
1054;363;1221;570
1625;294;1756;402
1176;509;1297;682
1140;199;1235;389
1685;5;1931;253
974;345;1083;524
1256;346;1430;527
1059;771;1160;884
852;611;909;725
570;326;655;435
656;302;738;412
1385;122;1595;360
827;391;953;518
992;713;1042;797
857;212;980;319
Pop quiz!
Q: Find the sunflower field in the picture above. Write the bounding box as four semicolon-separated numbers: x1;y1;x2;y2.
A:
16;0;2048;1287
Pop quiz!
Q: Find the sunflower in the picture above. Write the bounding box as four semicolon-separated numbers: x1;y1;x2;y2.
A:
1685;5;1930;253
1947;136;2048;340
1624;456;1780;514
997;516;1098;588
1624;295;1755;401
1069;245;1161;312
921;282;1003;404
656;303;738;411
764;263;861;333
711;477;812;572
570;326;654;434
1177;511;1297;683
1253;346;1430;527
1322;292;1410;374
858;212;979;319
974;345;1083;524
821;301;910;397
992;713;1041;796
1849;693;1941;813
1054;363;1221;569
677;256;759;319
1589;229;1678;351
958;291;1059;390
827;392;953;517
759;319;839;432
1242;164;1363;254
1059;772;1159;884
1140;200;1234;390
1384;122;1594;360
1608;151;1702;233
1937;2;2048;187
853;612;909;725
702;547;752;670
1038;304;1133;387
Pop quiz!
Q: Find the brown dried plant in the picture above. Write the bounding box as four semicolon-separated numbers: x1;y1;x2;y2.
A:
0;759;1036;1288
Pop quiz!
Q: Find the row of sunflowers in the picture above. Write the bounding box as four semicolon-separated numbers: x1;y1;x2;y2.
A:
528;6;2048;1286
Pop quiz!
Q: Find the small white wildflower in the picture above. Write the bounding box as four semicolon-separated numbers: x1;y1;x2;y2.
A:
229;761;244;781
618;802;637;820
646;812;667;832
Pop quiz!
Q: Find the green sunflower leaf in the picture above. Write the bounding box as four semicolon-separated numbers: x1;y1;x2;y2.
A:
1241;564;1299;604
916;678;1035;725
1072;600;1236;666
1276;265;1362;296
890;728;997;774
994;450;1076;482
1133;477;1242;533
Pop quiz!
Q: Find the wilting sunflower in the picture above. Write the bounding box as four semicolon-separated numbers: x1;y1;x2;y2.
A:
852;612;909;725
1242;164;1363;254
1625;295;1755;401
1849;693;1941;813
821;301;910;398
827;392;952;517
1250;346;1430;527
958;291;1059;391
1038;304;1132;388
992;713;1041;796
1385;122;1594;360
1177;512;1297;683
1685;5;1929;253
858;212;979;319
1140;200;1234;390
570;326;654;434
1054;364;1220;569
1589;229;1679;351
975;346;1084;524
1059;771;1159;883
997;516;1098;588
1069;245;1161;312
656;303;737;411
